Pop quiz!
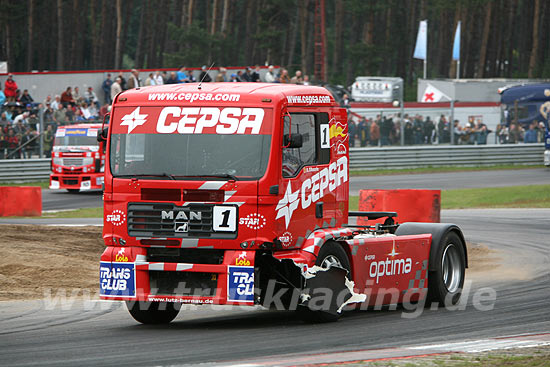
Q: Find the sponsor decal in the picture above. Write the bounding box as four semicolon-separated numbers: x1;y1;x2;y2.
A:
304;167;319;173
64;129;88;136
279;231;293;247
100;261;135;297
336;143;347;155
239;213;266;230
368;243;412;284
147;296;214;304
286;95;332;105
55;129;66;137
227;266;254;302
235;251;251;266
115;248;129;262
148;92;240;103
329;124;347;139
121;107;148;133
276;156;348;229
156;107;264;135
106;209;126;226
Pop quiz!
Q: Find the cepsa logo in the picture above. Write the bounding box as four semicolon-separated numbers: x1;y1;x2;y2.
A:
276;156;348;229
156;107;264;135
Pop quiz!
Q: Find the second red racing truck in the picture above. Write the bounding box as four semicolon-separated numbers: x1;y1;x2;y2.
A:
99;83;467;323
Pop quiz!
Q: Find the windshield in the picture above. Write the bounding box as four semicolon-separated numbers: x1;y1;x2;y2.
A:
110;133;271;180
54;135;97;147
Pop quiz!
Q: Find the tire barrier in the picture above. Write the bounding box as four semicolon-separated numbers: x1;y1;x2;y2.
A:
0;186;42;217
358;189;440;225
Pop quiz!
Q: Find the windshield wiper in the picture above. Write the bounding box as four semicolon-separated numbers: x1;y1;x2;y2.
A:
179;174;239;181
115;173;176;180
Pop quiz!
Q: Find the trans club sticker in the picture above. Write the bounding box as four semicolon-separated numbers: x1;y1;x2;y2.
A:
227;266;254;303
100;261;136;298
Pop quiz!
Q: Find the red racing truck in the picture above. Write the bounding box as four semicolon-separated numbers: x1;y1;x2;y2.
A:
50;123;105;192
99;83;467;323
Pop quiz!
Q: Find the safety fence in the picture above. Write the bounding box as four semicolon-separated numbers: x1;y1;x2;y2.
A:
0;144;545;182
349;143;545;170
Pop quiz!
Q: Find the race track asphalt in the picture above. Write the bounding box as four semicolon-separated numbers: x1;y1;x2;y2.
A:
1;208;548;366
40;167;550;210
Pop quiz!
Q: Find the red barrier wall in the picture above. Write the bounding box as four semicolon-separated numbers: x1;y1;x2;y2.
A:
358;189;440;225
0;187;42;217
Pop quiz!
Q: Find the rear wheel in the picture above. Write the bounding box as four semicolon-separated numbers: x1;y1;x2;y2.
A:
298;241;351;323
126;301;180;324
427;232;466;306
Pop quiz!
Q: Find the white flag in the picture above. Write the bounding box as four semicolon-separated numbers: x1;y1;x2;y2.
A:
413;20;428;60
421;83;451;103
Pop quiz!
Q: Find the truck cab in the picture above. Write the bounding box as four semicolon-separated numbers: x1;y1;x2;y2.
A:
100;83;466;324
50;123;105;192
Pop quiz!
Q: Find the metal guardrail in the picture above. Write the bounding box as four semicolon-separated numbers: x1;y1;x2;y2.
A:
349;143;545;170
0;144;545;182
0;158;50;182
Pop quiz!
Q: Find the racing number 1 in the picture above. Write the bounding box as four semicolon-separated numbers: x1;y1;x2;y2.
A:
320;124;330;148
213;206;237;232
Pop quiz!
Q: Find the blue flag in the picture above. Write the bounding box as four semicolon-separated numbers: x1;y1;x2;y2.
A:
452;21;461;61
413;20;428;60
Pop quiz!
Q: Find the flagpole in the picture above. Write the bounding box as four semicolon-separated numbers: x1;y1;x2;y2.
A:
456;60;460;79
424;60;427;79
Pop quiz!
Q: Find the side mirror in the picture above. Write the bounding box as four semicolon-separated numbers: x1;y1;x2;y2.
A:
283;133;303;148
97;127;108;142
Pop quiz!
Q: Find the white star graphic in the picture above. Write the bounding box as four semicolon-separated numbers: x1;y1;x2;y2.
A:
120;107;148;133
388;241;400;257
276;182;300;229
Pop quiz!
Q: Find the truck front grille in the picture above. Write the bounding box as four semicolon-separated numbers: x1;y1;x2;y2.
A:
63;158;83;166
127;202;236;239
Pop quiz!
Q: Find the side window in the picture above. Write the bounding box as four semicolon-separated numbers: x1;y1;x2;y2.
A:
282;113;330;178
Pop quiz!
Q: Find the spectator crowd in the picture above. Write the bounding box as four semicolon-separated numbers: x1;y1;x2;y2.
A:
1;67;546;159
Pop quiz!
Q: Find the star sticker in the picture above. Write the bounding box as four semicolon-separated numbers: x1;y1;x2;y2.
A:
388;241;400;257
276;182;300;229
120;107;148;133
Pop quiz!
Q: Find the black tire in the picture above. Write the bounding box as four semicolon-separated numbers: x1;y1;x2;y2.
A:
67;189;80;193
298;241;351;323
126;301;180;324
427;232;466;306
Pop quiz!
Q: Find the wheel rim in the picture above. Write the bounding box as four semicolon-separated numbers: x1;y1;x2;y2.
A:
320;254;342;269
441;243;462;293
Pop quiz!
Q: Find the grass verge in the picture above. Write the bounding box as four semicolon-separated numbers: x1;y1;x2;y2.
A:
442;184;550;209
349;184;550;211
41;207;103;218
350;164;544;177
0;181;49;188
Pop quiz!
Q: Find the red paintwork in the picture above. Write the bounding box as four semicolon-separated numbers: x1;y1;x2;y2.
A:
358;189;441;225
100;83;435;307
49;123;105;191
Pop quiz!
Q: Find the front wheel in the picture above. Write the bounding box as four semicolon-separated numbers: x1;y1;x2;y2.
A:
427;232;466;306
126;301;180;324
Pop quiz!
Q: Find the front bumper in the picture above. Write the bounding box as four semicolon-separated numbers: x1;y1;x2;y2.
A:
99;247;315;306
50;173;104;190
